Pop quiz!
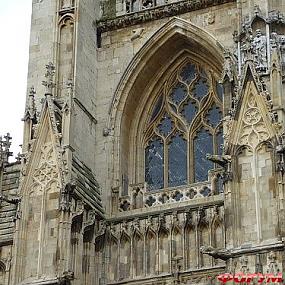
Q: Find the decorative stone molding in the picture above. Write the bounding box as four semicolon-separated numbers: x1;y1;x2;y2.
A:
118;180;224;212
97;0;236;34
266;251;280;274
144;182;213;208
238;93;270;148
94;205;225;282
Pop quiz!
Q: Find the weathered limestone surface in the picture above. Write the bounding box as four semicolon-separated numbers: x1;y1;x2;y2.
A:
1;0;285;284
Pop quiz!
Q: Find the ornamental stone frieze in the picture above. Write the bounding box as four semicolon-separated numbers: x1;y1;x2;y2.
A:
97;0;236;34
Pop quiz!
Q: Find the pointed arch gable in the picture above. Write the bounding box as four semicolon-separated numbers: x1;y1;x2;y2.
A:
108;17;226;189
109;17;225;129
20;104;64;195
229;66;277;152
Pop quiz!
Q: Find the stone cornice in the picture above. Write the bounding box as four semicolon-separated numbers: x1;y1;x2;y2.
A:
97;0;236;33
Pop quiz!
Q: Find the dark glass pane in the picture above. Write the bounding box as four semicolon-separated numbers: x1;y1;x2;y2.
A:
151;95;163;121
181;99;197;124
168;134;187;187
145;138;164;190
217;129;223;155
194;129;213;182
170;83;187;105
180;63;197;84
192;78;209;100
206;105;222;127
216;81;224;100
157;114;173;137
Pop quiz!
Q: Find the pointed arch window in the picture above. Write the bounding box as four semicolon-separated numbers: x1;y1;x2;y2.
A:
144;60;223;191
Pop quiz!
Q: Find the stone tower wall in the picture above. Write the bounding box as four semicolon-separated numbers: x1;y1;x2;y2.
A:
1;0;285;284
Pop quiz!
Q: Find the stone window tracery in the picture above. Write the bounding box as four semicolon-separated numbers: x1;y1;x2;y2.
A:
144;60;223;191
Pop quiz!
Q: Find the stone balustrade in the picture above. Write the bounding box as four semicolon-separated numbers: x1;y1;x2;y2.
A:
119;170;224;212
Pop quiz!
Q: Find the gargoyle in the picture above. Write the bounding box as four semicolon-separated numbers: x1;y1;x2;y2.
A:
200;245;232;261
206;154;231;168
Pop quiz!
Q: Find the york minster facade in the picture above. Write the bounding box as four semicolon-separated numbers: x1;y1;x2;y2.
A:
0;0;285;284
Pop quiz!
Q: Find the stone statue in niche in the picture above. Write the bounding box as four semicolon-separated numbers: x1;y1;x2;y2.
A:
252;29;267;72
270;33;285;73
278;35;285;72
241;27;254;61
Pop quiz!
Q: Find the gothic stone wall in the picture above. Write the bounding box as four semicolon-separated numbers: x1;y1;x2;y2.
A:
95;2;238;214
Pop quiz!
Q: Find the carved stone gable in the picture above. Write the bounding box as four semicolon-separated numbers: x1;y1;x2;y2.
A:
239;93;270;148
15;110;62;282
32;142;58;190
232;79;275;150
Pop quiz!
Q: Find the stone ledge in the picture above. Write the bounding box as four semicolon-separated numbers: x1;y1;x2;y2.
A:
230;240;285;257
96;0;236;33
107;265;225;285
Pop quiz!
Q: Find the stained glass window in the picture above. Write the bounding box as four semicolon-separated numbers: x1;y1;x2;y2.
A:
168;133;187;187
194;129;213;182
145;138;164;190
170;83;187;105
181;98;197;124
144;60;223;190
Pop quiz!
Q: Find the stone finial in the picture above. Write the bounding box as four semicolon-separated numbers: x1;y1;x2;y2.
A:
0;133;13;166
42;62;56;95
24;86;37;121
15;153;22;163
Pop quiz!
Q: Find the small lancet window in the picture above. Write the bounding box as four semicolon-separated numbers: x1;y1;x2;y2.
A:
145;137;164;190
144;60;223;190
168;133;187;187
